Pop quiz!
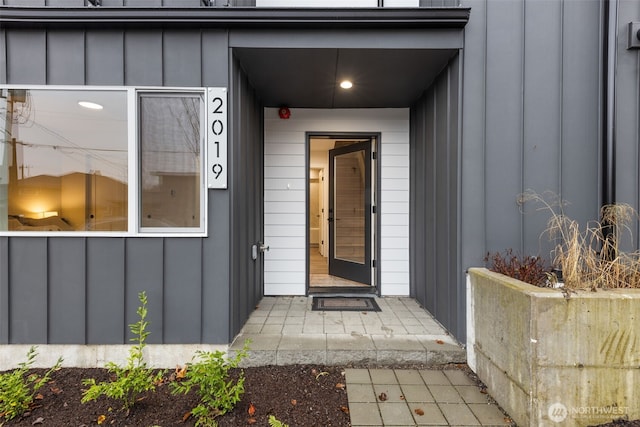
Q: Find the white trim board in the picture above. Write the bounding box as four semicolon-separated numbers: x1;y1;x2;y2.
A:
263;108;410;296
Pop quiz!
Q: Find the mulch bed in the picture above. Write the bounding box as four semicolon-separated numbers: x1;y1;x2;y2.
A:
3;364;637;426
2;365;349;426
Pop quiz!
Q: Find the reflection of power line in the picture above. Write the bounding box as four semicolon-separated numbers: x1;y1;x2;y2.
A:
1;138;126;179
31;121;125;169
1;139;126;153
3;120;128;177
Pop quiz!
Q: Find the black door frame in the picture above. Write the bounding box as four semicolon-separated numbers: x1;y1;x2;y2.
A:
305;132;381;296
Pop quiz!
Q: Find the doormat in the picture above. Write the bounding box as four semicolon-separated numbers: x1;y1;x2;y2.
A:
312;296;381;312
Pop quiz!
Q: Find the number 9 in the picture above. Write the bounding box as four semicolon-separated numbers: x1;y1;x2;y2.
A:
212;163;223;179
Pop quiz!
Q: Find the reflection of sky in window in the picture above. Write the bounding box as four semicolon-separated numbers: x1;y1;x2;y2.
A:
140;95;202;189
9;89;128;183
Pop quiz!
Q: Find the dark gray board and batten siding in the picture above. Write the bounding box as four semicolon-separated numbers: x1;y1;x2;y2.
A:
455;0;607;341
0;26;263;345
410;54;460;341
411;0;632;342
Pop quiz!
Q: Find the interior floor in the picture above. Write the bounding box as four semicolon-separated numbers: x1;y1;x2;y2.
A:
309;247;370;288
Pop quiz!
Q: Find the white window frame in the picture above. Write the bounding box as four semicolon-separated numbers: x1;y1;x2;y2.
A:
0;85;210;237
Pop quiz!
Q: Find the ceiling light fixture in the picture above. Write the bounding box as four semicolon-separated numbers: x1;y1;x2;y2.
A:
340;80;353;90
78;101;103;110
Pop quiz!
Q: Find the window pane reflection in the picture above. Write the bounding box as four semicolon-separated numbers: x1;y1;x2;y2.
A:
334;150;365;264
139;94;203;229
0;89;128;231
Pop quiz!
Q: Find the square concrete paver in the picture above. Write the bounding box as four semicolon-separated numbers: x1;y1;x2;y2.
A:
400;384;434;403
394;369;424;385
349;402;382;425
456;385;490;404
428;385;464;403
345;383;377;403
408;402;447;425
439;403;481;425
373;384;405;403
468;403;512;425
444;369;476;385
369;369;398;384
419;370;451;385
379;402;416;426
345;368;371;384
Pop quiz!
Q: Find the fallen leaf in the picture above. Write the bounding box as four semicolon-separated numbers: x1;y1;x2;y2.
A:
32;417;44;425
182;411;192;422
50;386;62;394
175;364;187;379
290;399;297;406
335;382;346;390
435;339;445;344
315;371;329;380
247;418;257;425
248;403;256;416
34;393;44;400
97;414;106;425
340;406;349;414
414;408;425;416
378;392;388;401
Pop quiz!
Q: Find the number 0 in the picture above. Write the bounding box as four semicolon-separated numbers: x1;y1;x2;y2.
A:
211;120;224;136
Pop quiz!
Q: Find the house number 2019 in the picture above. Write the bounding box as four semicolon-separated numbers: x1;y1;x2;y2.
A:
207;88;227;189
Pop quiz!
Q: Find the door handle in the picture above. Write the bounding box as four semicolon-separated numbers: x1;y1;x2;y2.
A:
252;242;270;260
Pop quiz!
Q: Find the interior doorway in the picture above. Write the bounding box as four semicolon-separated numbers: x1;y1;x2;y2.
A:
307;134;378;294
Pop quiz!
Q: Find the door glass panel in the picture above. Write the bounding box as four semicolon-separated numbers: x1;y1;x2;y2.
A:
333;149;365;264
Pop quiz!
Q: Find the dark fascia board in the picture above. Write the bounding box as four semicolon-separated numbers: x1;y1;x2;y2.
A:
0;7;470;29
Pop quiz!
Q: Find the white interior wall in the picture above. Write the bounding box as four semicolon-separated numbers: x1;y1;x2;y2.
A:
263;108;410;296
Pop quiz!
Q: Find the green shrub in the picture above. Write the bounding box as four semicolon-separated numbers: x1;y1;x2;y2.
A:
171;340;250;427
81;291;164;411
0;346;63;421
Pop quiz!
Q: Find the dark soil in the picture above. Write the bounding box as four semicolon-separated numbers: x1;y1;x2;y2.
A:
2;365;349;427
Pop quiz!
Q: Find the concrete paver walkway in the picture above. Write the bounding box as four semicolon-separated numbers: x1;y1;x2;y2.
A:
230;296;512;426
230;296;465;366
346;368;511;426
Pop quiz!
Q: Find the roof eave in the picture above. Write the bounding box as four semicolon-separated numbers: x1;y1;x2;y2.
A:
0;6;470;29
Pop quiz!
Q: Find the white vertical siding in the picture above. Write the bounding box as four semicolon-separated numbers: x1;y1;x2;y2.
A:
263;108;410;296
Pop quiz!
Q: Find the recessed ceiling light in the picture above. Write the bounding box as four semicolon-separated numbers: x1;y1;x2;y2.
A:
340;80;353;90
78;101;103;110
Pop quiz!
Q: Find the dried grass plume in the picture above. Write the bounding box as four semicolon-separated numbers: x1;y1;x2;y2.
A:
518;190;640;290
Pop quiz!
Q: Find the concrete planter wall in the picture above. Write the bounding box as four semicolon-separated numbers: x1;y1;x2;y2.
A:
467;268;640;427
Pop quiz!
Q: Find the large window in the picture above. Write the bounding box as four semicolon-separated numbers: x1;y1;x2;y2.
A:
0;87;207;235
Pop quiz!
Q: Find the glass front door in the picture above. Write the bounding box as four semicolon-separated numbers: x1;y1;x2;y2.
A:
328;140;372;285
